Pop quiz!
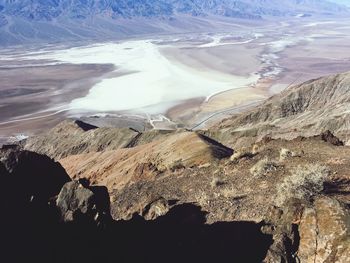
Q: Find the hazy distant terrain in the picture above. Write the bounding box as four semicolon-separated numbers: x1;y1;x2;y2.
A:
329;0;350;7
0;0;348;45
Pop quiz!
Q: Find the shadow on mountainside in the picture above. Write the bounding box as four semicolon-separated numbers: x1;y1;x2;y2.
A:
0;148;272;263
108;204;273;263
2;202;272;263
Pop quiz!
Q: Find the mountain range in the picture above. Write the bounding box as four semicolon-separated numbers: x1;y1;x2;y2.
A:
0;0;348;45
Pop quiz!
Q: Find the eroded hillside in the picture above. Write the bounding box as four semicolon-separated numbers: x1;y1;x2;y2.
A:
2;71;350;262
204;71;350;149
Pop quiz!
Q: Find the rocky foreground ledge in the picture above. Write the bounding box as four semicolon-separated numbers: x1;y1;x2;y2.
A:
1;129;349;263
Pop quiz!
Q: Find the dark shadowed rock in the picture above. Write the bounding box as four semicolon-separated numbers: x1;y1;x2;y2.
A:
0;162;8;176
74;120;98;131
56;181;95;222
319;130;344;146
56;180;111;224
110;203;273;263
0;147;70;203
0;148;71;263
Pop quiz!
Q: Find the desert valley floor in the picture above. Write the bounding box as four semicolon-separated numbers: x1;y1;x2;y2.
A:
1;17;350;143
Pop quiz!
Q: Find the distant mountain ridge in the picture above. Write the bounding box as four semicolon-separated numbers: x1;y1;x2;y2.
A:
0;0;347;45
0;0;345;20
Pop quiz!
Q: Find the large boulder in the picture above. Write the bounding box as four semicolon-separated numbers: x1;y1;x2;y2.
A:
56;180;111;225
263;197;350;263
298;197;350;263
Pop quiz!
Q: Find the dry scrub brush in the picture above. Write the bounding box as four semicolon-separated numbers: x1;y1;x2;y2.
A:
279;148;300;161
275;163;330;206
250;157;278;177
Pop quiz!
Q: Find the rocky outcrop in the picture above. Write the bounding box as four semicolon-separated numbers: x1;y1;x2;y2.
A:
142;197;171;220
263;197;350;263
56;180;111;225
0;146;70;203
0;147;70;263
205;72;350;148
318;130;345;146
298;197;350;263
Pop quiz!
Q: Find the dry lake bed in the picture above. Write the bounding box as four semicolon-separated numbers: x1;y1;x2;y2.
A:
1;17;350;143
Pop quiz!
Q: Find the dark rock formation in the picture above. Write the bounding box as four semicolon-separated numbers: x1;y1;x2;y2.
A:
0;147;70;204
0;147;70;263
0;147;273;263
109;203;273;263
319;130;344;146
262;203;302;263
56;180;111;225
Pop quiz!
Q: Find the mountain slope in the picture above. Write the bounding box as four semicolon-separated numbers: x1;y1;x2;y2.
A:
0;0;347;45
23;120;178;160
59;131;233;190
3;70;350;262
204;71;350;148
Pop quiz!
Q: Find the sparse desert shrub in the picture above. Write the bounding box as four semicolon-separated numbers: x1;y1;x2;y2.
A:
220;186;236;199
170;159;185;172
346;139;350;146
280;148;292;161
195;191;210;206
211;177;226;188
275;164;330;206
230;150;254;162
279;148;300;161
250;158;278;177
252;144;260;154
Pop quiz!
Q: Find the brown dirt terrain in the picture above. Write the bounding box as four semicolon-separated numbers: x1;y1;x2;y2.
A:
59;131;233;190
16;70;350;262
105;134;350;222
24;119;178;159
